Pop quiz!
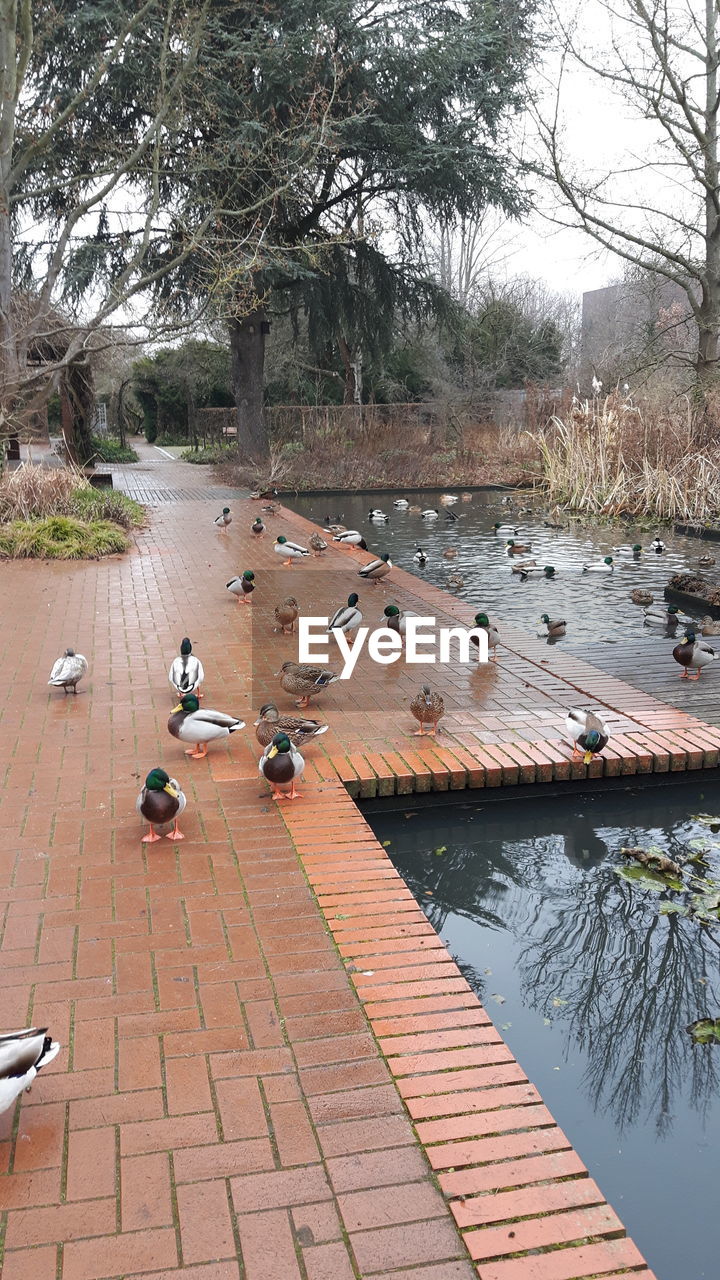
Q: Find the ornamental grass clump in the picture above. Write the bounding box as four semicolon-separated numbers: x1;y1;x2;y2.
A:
535;391;720;522
5;515;128;559
0;463;142;558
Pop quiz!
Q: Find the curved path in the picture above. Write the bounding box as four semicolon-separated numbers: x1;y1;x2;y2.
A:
0;442;669;1280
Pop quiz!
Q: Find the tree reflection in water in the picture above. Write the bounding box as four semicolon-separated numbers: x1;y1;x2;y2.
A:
387;798;720;1137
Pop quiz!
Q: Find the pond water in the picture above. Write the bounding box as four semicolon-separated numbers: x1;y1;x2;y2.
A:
372;781;720;1280
285;487;715;646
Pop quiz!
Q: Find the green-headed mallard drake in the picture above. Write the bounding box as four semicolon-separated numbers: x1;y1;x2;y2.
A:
566;709;609;763
472;612;499;661
512;558;536;575
274;535;309;565
414;547;428;565
421;508;439;521
48;648;88;694
276;659;339;708
383;604;407;636
274;596;299;634
394;498;409;509
254;702;328;749
168;637;204;699
214;507;232;530
369;508;390;522
136;767;186;842
251;517;265;538
0;1028;61;1116
358;553;392;583
332;530;367;548
673;631;718;679
582;556;613;573
650;537;666;553
644;603;681;626
259;731;305;800
540;614;566;637
506;539;531;554
519;564;556;580
227;570;255;604
631;589;654;606
168;695;245;759
493;522;517;535
309;531;328;556
410;684;444;736
613;543;642;556
328;593;362;633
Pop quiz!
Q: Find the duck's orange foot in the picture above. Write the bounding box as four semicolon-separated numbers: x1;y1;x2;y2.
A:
166;826;184;840
142;828;162;843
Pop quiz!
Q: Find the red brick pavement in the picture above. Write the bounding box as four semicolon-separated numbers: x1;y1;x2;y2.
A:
0;445;663;1278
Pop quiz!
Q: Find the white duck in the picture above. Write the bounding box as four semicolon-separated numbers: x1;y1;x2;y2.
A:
0;1028;61;1115
168;637;204;698
48;648;88;694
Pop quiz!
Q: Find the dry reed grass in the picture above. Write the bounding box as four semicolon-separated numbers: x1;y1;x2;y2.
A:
0;464;87;522
534;392;720;523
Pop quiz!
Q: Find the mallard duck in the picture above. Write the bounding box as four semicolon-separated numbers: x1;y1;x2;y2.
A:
254;703;328;749
358;553;392;583
566;709;608;762
701;616;720;636
443;547;458;559
329;593;362;633
421;509;439;520
582;556;614;573
0;1028;61;1115
262;502;280;515
543;519;565;530
274;596;299;634
383;604;407;636
323;518;346;534
168;695;245;759
643;603;681;626
519;564;556;580
274;535;310;565
409;505;422;514
631;589;654;605
48;648;88;694
414;547;428;565
227;570;255;604
276;659;339;708
168;638;204;698
251;487;277;501
613;544;642;556
461;492;473;502
440;493;459;504
309;531;328;556
512;558;536;575
506;539;531;554
651;537;666;553
214;507;232;530
259;732;305;800
410;684;444;736
332;530;367;549
136;768;186;842
472;612;499;660
673;631;718;679
251;517;265;538
493;522;517;535
447;572;464;589
368;509;390;522
698;554;716;568
540;614;566;637
394;498;409;509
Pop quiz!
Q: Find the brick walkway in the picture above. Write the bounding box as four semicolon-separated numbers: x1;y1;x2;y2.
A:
0;443;670;1278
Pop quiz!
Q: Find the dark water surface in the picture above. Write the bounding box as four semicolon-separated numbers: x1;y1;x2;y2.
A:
372;782;720;1280
285;487;715;646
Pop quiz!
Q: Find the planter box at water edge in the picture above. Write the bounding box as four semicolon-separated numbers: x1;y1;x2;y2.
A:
665;572;720;619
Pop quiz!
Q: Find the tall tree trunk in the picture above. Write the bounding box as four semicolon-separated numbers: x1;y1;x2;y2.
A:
338;335;357;404
229;308;269;460
698;0;720;396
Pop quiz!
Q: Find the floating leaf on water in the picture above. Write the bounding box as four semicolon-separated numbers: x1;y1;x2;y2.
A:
382;840;392;847
658;903;689;916
686;1018;720;1044
424;889;434;896
691;814;720;830
490;993;506;1005
433;846;447;856
616;865;672;892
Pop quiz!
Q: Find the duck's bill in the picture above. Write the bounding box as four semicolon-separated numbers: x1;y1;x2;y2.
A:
253;718;261;725
163;784;179;798
583;751;593;765
267;745;279;758
171;702;183;713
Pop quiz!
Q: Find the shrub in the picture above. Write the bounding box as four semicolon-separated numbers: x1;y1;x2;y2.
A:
181;443;236;464
1;515;128;559
90;436;139;463
0;466;82;521
68;487;144;530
